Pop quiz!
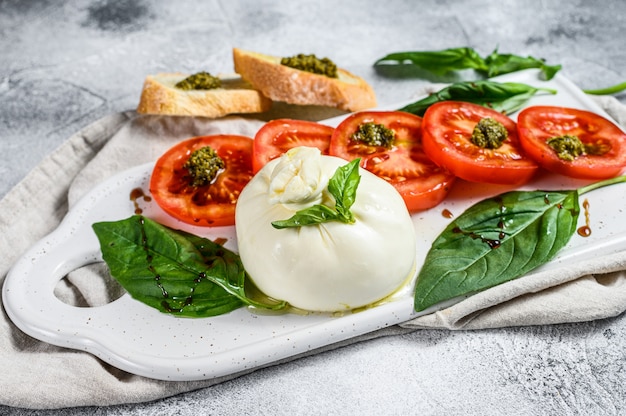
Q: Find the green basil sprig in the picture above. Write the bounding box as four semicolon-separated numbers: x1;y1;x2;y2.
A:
271;158;361;229
414;175;626;312
374;47;562;80
583;81;626;95
399;80;556;116
93;215;287;317
483;49;562;79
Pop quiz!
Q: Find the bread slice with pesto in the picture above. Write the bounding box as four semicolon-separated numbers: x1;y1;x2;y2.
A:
136;72;272;118
232;48;377;112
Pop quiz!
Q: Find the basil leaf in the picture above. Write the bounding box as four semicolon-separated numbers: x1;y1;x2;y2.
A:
327;158;361;222
414;189;579;312
271;205;339;229
484;50;562;79
374;47;561;80
374;47;487;76
399;80;556;116
271;159;361;229
93;215;286;317
583;80;626;95
175;229;283;309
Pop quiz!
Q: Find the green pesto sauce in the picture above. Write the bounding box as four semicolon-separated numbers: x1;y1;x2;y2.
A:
546;134;585;161
280;54;338;78
471;117;508;149
184;146;225;187
582;140;611;157
175;72;222;91
351;122;395;148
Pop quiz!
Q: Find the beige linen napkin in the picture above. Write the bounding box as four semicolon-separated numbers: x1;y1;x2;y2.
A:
1;96;625;409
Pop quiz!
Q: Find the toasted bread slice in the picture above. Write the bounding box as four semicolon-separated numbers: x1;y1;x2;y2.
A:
136;73;272;118
232;48;376;112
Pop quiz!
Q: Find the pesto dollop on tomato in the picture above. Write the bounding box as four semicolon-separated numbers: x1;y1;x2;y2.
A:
183;146;225;187
351;122;395;148
471;117;508;149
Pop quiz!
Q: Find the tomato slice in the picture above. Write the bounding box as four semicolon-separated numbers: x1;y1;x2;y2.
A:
150;135;254;227
328;110;455;211
253;119;334;173
517;106;626;179
421;101;538;186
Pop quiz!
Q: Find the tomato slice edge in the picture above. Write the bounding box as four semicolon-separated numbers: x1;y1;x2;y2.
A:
253;119;334;173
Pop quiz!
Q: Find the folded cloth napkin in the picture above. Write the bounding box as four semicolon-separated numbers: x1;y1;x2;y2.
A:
1;96;625;409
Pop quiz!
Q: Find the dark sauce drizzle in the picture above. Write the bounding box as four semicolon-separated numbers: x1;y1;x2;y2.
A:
453;226;503;249
452;196;508;249
577;198;591;237
130;188;152;214
137;216;206;313
452;193;567;250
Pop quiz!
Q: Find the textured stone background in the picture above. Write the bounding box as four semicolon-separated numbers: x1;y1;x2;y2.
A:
2;0;626;414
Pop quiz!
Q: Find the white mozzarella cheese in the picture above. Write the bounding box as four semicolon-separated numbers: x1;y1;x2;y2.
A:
235;147;416;312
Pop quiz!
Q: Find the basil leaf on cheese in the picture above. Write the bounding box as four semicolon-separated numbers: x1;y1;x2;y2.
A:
272;158;361;229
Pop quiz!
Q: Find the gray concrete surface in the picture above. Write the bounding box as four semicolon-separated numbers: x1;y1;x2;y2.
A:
2;0;626;414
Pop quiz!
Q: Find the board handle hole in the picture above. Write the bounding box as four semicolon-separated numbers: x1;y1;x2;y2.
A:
54;262;125;307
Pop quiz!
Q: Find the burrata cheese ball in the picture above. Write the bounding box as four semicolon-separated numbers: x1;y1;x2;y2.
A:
235;146;416;312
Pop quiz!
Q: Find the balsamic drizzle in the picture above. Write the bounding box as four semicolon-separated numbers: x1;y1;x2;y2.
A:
137;216;205;314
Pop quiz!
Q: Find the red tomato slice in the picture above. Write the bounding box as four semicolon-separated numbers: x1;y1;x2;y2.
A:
150;135;254;227
328;111;455;211
253;119;334;173
421;101;538;186
517;106;626;179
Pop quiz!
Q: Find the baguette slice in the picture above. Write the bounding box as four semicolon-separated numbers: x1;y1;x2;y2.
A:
136;73;272;118
232;48;376;112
